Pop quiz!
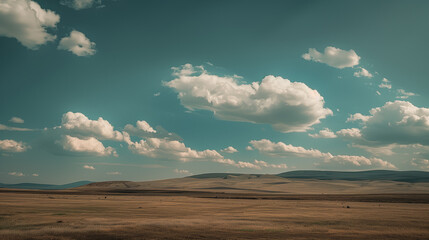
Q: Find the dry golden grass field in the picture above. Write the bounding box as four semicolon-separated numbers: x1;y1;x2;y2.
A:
1;176;429;239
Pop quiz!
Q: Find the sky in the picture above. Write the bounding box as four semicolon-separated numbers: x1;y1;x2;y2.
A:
1;0;429;184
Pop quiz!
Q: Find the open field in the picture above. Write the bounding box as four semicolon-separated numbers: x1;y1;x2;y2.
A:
1;177;429;240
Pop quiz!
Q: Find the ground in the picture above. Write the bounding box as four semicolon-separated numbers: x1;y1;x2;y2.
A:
1;189;429;240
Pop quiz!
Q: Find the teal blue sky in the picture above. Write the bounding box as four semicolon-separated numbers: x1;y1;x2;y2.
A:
1;0;429;184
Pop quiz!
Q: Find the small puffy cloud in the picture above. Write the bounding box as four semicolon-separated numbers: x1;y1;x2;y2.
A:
221;146;238;153
154;92;161;97
9;117;24;124
60;0;101;10
379;83;392;89
0;139;28;152
174;169;190;174
106;171;121;175
0;0;59;49
346;113;370;122
58;30;96;56
211;158;262;169
250;139;332;159
246;146;253;151
83;165;95;170
396;89;416;99
124;120;156;136
235;161;261;169
321;155;396;169
382;78;390;83
58;135;117;156
128;137;223;162
124;121;181;141
376;91;381;96
8;172;24;177
0;124;33;131
166;64;332;133
32;173;39;177
302;46;360;69
336;128;362;139
353;67;373;78
60;112;123;141
308;128;337;138
254;159;287;169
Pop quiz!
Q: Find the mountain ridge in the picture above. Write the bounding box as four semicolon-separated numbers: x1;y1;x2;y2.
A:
190;170;429;183
0;181;92;190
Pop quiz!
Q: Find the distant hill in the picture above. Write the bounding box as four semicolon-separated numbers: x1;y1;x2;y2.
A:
190;170;429;183
189;173;264;179
0;181;92;190
276;170;429;183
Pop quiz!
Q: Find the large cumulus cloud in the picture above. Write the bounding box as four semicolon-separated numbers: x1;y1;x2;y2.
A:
0;0;59;49
165;64;332;133
345;101;429;146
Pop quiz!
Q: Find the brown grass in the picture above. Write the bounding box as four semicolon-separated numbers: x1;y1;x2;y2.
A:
1;190;429;239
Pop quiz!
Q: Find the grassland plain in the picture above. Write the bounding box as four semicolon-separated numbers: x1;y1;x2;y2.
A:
1;189;429;240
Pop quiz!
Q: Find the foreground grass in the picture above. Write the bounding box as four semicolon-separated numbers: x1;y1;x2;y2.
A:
1;192;429;239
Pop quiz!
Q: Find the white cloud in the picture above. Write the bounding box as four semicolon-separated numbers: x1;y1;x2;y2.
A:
353;67;373;78
250;139;332;159
356;101;429;146
32;173;39;177
127;137;224;162
396;89;416;99
58;135;117;156
376;91;381;95
322;155;396;169
58;30;96;56
124;120;156;136
83;165;95;170
127;135;261;169
254;159;287;169
60;0;100;10
336;128;362;139
308;128;337;138
246;146;253;151
411;158;429;169
351;144;396;156
221;146;238;153
382;78;390;83
154;92;161;97
123;121;182;142
166;64;332;133
0;124;33;131
0;139;28;152
174;169;190;174
302;46;360;69
0;0;59;49
379;83;392;89
235;161;261;169
126;129;259;169
251;139;395;169
346;113;370;122
8;172;24;177
9;117;24;124
60;112;123;141
106;171;121;175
